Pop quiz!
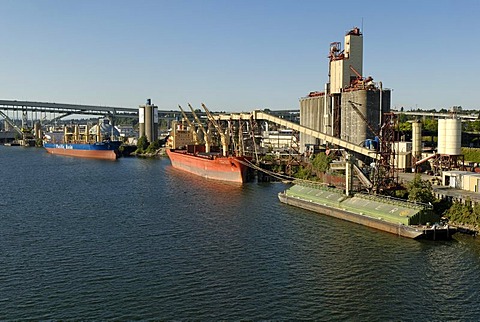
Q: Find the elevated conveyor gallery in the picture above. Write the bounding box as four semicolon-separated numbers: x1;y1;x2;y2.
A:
217;110;380;161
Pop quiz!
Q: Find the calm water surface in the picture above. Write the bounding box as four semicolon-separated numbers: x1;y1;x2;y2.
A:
1;145;480;320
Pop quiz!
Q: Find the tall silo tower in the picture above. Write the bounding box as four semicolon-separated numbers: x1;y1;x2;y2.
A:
437;119;446;154
434;117;463;172
139;99;158;143
411;120;422;159
139;105;145;138
443;118;462;156
329;27;363;94
299;27;391;153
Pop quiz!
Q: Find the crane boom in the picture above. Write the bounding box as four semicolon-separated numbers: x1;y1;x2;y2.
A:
178;105;201;145
188;103;211;152
201;103;229;157
349;65;363;80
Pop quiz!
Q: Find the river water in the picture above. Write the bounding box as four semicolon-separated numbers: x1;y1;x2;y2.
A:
1;145;480;320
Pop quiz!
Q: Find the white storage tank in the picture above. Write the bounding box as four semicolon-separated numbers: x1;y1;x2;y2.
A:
412;120;422;158
444;118;462;155
437;119;446;154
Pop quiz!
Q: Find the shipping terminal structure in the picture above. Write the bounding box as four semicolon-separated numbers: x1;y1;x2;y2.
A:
164;26;453;238
276;26;453;239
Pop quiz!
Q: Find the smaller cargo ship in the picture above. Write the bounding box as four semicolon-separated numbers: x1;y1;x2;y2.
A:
43;120;121;160
279;183;456;240
44;141;121;160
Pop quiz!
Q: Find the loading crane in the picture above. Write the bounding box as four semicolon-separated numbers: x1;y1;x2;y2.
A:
188;103;212;153
0;111;23;136
201;103;229;157
178;105;201;145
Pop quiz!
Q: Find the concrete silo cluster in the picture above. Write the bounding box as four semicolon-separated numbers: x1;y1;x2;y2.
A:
139;99;159;143
299;27;391;153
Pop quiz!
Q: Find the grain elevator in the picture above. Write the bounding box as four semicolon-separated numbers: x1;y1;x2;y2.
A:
139;99;159;143
300;27;391;152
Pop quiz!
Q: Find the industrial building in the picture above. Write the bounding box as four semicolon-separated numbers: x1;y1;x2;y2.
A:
300;27;391;152
441;171;480;192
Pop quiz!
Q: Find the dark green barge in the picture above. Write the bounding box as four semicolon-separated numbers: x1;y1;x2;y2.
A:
279;183;456;240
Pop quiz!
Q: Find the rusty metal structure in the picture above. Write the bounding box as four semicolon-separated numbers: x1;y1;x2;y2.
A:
375;112;398;191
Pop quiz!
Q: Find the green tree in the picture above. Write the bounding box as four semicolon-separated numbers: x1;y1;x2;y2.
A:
311;152;332;173
423;119;438;132
406;174;435;204
452;106;463;112
398;113;408;123
294;165;312;180
444;200;473;225
145;139;161;154
462;148;480;162
398;121;412;132
465;120;480;132
136;135;149;153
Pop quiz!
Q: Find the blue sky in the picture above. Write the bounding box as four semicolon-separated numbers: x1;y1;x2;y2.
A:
0;0;478;112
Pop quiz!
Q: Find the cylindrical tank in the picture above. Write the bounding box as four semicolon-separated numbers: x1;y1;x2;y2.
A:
340;90;369;145
444;118;462;155
437;119;446;154
139;106;145;139
412;120;422;157
153;106;158;142
144;104;152;143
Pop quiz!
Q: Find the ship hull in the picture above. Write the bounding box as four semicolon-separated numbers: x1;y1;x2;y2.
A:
44;142;120;160
166;149;251;183
278;191;455;240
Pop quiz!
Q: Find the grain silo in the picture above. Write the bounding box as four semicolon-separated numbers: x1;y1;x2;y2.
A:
340;89;390;145
411;120;422;158
139;99;158;143
139;105;145;138
299;27;391;152
299;93;326;148
443;118;462;155
437;119;446;154
144;103;152;142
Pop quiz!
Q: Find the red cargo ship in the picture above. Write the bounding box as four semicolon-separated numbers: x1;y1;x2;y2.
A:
167;103;253;183
166;147;251;183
